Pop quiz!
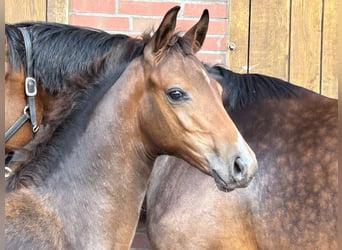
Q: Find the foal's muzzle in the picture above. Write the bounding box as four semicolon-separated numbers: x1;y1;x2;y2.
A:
208;151;257;192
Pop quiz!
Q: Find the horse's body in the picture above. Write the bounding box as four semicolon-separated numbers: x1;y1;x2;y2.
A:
5;21;140;152
146;66;337;249
6;7;257;249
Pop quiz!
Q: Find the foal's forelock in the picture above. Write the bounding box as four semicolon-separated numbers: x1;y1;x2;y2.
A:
143;32;193;62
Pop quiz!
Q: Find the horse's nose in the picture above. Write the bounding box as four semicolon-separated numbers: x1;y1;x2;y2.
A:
232;157;245;182
231;157;256;185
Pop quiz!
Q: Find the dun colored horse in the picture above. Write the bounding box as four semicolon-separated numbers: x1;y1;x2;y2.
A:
5;7;257;249
146;65;337;249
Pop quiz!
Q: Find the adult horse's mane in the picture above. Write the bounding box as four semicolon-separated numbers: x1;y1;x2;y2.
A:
5;22;134;92
5;43;145;191
205;65;306;110
5;31;196;192
5;23;146;175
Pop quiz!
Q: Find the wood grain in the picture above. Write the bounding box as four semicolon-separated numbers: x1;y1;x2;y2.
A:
47;0;68;23
227;0;250;73
227;0;337;98
321;0;337;98
249;0;290;79
289;0;322;94
5;0;46;23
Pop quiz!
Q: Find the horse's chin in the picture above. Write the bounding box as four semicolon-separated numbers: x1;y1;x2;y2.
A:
211;169;237;192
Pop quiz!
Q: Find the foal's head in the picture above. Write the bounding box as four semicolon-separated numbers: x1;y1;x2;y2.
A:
138;6;257;191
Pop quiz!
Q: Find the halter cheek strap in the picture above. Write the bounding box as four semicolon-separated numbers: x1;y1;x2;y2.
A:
5;27;39;142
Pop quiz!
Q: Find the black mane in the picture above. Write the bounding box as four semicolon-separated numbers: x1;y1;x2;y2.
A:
205;65;305;110
5;40;144;191
6;22;135;92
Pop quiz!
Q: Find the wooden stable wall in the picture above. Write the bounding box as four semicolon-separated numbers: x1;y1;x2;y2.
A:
5;0;67;23
5;0;337;98
5;0;47;22
228;0;337;98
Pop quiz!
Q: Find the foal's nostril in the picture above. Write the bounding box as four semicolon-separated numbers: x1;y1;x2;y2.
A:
232;157;246;182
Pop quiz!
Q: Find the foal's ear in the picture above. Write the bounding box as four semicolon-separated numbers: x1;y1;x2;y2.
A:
183;9;209;54
144;6;180;62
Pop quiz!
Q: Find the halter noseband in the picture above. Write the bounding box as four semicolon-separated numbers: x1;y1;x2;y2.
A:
5;27;40;142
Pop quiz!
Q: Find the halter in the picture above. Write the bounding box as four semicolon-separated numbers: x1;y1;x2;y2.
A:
5;27;40;142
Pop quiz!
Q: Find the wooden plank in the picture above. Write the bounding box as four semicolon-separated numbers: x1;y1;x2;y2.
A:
227;0;250;73
248;0;290;79
321;0;337;98
289;0;322;93
5;0;46;23
47;0;68;23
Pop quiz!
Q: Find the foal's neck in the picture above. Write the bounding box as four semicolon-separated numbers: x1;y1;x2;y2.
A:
39;59;154;249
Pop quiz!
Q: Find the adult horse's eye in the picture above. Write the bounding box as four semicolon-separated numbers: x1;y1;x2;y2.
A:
166;88;189;104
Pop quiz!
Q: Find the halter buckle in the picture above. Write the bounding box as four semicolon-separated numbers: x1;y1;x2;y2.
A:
25;77;37;97
33;124;39;133
5;166;13;178
23;105;29;115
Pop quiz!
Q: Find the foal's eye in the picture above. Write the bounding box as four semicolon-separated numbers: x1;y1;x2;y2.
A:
168;90;183;100
166;88;189;104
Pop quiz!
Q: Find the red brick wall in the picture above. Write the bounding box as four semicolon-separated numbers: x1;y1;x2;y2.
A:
68;0;228;64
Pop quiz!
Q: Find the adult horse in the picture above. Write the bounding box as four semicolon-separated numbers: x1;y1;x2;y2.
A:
5;7;257;249
146;65;337;249
5;19;142;153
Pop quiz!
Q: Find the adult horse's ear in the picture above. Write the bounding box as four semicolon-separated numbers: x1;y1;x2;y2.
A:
144;6;180;63
183;9;209;54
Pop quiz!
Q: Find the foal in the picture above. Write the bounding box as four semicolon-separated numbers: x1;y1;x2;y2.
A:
6;7;257;249
146;65;337;249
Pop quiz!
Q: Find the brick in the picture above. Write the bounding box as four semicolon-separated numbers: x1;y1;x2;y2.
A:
70;0;115;13
119;1;177;16
176;19;227;35
132;17;161;33
69;14;130;31
201;36;227;51
132;18;226;50
184;3;227;18
196;52;227;65
181;0;227;2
